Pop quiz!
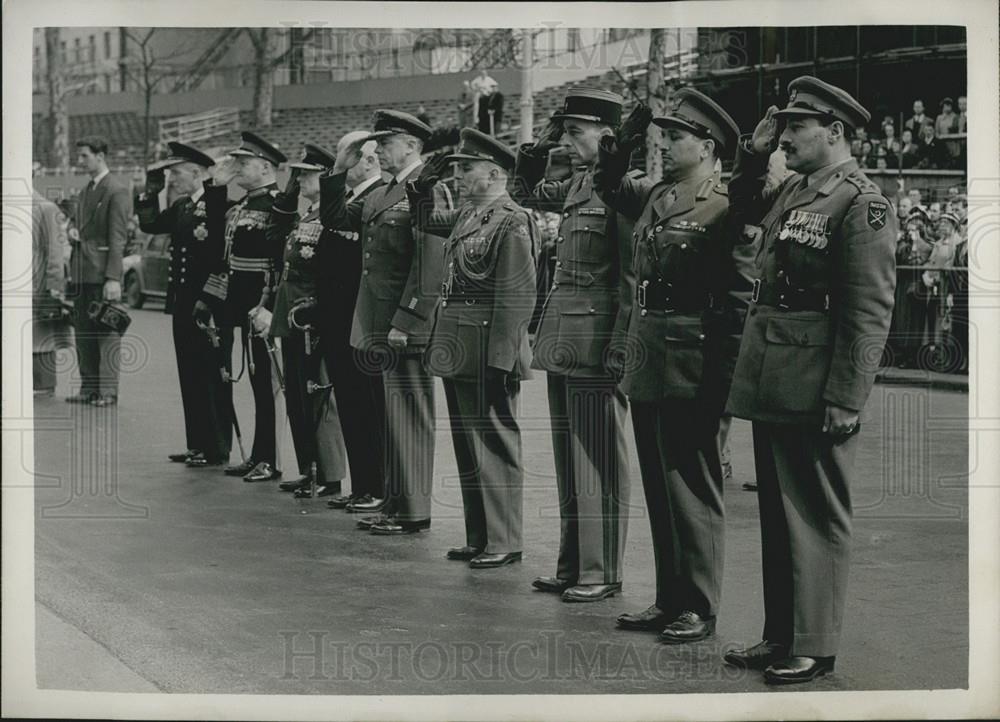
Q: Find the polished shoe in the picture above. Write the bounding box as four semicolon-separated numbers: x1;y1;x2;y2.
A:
658;610;716;644
469;551;522;569
561;582;622;603
185;453;227;468
447;546;484;561
356;513;393;530
764;656;835;685
531;576;576;593
169;450;198;463
370;518;430;535
243;462;281;482
66;392;98;404
722;640;789;670
90;394;118;407
345;495;385;513
293;482;341;499
616;604;669;631
224;459;256;477
326;493;356;509
277;475;310;491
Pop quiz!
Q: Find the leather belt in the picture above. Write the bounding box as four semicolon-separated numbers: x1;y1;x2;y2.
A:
554;266;612;287
637;278;713;313
751;279;829;312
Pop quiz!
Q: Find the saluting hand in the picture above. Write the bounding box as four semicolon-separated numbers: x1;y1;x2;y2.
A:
333;136;367;174
617;102;653;151
145;168;166;196
533;118;564;153
751;105;781;155
412;151;450;194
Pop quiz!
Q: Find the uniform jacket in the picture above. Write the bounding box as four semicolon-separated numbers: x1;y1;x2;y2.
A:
264;189;322;339
594;151;736;406
73;173;129;284
725;140;897;424
135;185;219;315
414;190;538;381
200;183;281;327
513;147;635;377
319;164;445;352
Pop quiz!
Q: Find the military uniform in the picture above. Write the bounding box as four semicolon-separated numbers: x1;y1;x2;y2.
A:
320;110;444;527
416;129;538;558
136;142;232;463
512;88;632;592
594;88;741;634
265;144;348;489
201;132;287;471
725;77;897;669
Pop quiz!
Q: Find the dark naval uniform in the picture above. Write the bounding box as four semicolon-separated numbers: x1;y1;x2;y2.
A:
512;88;632;592
594;89;742;636
320;110;445;527
317;172;387;503
201;132;287;470
725;77;896;674
135;143;232;464
416;129;538;559
265;145;348;488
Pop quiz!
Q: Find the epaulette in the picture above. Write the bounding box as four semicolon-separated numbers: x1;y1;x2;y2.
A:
626;168;646;179
844;170;881;196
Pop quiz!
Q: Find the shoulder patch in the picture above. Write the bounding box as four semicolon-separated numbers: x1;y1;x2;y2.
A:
867;200;889;230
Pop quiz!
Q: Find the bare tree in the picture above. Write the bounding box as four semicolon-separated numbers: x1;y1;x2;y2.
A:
246;28;315;129
644;29;670;184
42;28;97;172
120;29;195;169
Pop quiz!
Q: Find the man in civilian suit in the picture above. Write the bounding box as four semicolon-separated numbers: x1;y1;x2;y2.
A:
67;136;129;407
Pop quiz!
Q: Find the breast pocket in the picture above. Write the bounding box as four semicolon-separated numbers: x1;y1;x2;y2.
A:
569;222;612;262
757;315;832;413
653;225;707;284
378;215;412;255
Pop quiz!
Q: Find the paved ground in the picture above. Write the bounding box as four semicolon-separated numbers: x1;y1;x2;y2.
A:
32;307;969;695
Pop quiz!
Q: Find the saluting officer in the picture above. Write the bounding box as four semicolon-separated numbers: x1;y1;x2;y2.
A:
261;144;348;497
194;131;288;483
593;89;741;643
411;129;538;568
321;110;445;535
723;77;896;684
136;142;233;468
512;88;634;603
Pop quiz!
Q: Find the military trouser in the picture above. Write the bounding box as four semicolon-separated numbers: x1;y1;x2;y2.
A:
751;421;857;658
281;330;325;477
546;374;630;585
382;353;436;522
443;377;524;554
630;397;725;618
243;324;277;466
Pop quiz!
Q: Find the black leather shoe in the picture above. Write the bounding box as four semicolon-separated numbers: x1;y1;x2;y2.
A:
447;546;484;561
170;450;198;463
356;513;393;530
562;582;622;603
293;483;340;499
278;475;310;491
243;462;281;482
186;453;227;468
346;495;385;513
723;640;790;670
224;459;256;477
469;552;522;569
90;393;118;407
370;518;430;535
326;493;356;509
617;605;669;631
742;481;758;492
764;656;836;685
658;611;716;644
532;576;576;593
66;392;98;404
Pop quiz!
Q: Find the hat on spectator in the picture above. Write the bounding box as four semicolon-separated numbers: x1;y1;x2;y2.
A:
937;212;961;227
446;127;516;171
367;109;433;142
652;87;740;154
908;205;931;223
552;87;624;127
940;97;954;107
229;131;287;166
152;141;216;170
288;143;337;171
773;75;871;129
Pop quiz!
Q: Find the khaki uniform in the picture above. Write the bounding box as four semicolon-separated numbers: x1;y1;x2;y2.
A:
726;140;897;656
595;154;736;619
320;166;445;522
513;150;632;586
420;193;538;554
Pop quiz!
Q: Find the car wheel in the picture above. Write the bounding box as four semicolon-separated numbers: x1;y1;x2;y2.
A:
124;270;144;309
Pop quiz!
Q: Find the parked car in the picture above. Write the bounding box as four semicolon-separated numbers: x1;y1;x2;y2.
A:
123;234;170;309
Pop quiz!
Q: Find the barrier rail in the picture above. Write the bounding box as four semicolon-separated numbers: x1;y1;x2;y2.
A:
158;107;240;144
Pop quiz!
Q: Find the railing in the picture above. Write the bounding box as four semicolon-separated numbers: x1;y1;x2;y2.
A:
158;107;240;144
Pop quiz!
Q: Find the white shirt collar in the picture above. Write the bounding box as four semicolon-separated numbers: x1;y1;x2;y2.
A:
190;186;204;203
394;159;423;184
91;168;109;186
349;174;381;198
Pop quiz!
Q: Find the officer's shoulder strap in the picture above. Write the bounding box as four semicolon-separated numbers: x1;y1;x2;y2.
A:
626;168;646;179
712;180;729;197
843;169;882;198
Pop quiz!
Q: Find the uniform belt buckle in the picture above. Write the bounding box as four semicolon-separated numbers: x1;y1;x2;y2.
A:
637;281;647;309
751;279;761;303
464;298;476;306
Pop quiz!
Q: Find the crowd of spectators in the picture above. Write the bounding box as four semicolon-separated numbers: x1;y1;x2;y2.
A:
852;96;967;171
